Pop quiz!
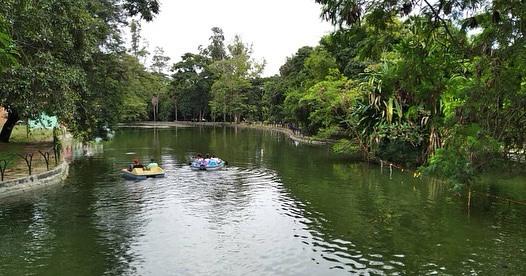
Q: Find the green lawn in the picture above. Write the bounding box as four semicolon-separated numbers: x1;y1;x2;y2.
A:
9;125;53;143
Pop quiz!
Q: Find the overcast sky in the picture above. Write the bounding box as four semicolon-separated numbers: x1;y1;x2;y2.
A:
138;0;334;76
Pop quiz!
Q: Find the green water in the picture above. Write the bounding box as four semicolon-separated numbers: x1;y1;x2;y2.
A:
1;127;525;275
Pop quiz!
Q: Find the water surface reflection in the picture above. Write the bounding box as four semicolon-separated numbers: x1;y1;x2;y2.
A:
0;127;525;275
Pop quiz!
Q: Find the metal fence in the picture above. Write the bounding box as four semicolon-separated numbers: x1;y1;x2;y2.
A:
0;146;60;182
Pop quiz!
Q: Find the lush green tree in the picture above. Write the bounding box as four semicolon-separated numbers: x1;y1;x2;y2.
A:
261;76;287;123
245;77;267;122
282;46;340;129
123;0;160;21
315;0;478;31
209;35;264;123
170;53;212;121
68;52;123;140
64;51;170;139
130;19;149;60
303;47;339;84
319;29;366;77
296;71;351;136
0;0;160;142
309;0;525;182
151;46;171;75
202;27;227;61
0;16;16;71
0;0;99;142
119;54;166;122
279;46;314;89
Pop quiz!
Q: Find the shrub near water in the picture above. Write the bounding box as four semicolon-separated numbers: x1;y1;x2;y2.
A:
422;124;502;189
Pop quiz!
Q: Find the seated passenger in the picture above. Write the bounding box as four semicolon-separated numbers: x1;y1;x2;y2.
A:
129;159;144;171
146;158;159;170
211;155;221;163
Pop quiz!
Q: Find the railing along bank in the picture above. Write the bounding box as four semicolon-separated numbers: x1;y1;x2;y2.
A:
0;145;60;182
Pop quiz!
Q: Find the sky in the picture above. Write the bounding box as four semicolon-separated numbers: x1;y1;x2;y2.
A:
138;0;334;76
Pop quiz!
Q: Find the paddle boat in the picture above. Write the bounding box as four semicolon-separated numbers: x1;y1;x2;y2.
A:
190;158;226;171
121;166;165;180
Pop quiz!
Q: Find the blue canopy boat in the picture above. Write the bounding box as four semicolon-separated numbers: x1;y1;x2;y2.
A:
190;158;226;171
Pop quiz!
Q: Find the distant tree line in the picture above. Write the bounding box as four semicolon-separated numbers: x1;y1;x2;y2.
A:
169;27;265;123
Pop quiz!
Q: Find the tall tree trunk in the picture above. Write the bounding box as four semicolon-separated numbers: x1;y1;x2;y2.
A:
0;108;19;143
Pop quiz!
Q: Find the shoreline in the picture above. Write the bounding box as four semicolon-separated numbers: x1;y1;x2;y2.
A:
119;121;414;171
0;161;69;199
118;121;335;145
118;121;427;172
0;132;73;198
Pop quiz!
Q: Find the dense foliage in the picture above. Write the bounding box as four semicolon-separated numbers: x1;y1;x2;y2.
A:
0;0;162;141
170;28;265;123
262;0;525;185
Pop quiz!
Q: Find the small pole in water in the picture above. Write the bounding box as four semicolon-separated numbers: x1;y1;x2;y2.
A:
380;160;383;174
389;163;393;179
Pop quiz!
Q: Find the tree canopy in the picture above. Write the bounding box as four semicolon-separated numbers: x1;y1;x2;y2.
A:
289;0;526;184
0;0;161;142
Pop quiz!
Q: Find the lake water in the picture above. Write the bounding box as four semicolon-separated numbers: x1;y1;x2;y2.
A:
1;126;525;275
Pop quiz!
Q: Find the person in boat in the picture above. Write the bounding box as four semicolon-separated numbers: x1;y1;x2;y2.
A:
207;153;218;167
195;153;208;167
211;154;221;163
146;158;159;170
128;159;144;171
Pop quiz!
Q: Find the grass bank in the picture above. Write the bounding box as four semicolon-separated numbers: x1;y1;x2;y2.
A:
9;125;53;143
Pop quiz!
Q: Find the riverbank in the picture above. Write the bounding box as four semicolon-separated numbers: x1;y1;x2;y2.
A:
0;128;72;197
0;161;69;199
0;142;57;180
119;121;335;145
0;126;67;181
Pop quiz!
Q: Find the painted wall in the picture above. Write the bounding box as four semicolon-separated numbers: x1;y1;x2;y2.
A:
28;113;58;129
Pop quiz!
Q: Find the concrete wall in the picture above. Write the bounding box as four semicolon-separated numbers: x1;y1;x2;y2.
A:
0;162;69;199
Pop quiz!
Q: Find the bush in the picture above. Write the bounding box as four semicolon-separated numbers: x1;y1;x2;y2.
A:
421;124;502;188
